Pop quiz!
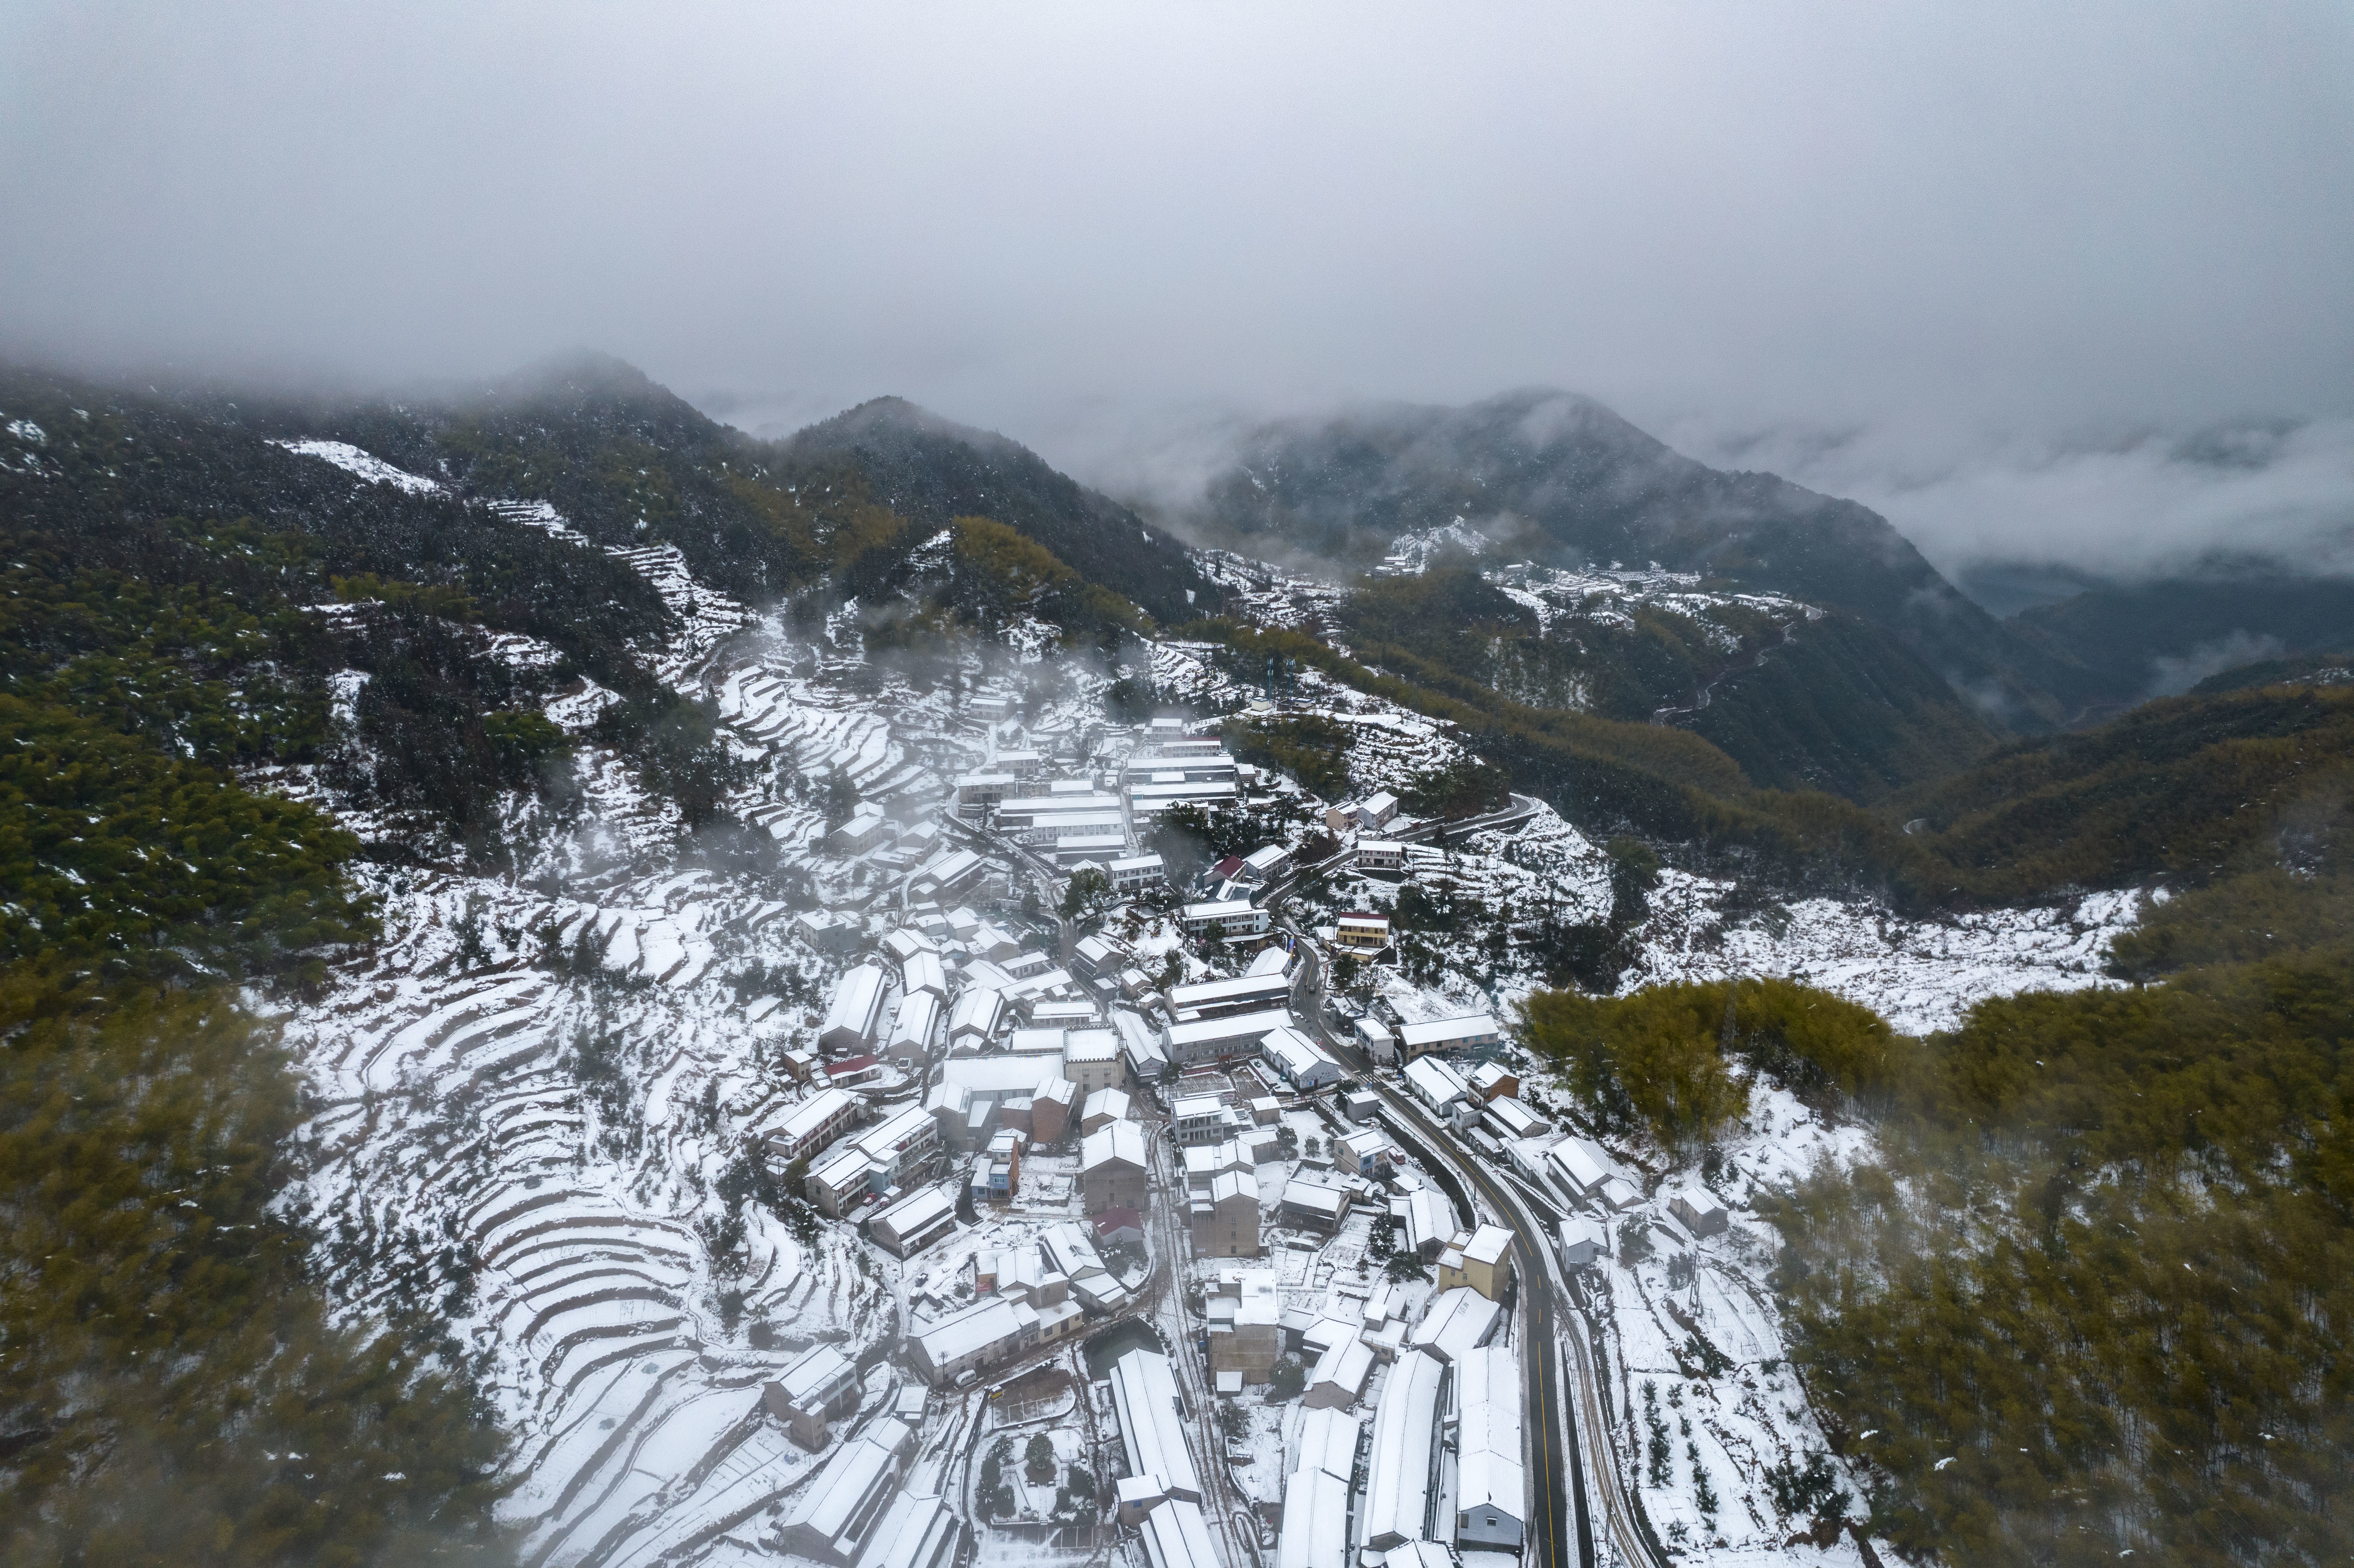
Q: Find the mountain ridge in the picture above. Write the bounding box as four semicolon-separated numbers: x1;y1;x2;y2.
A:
1191;387;2087;728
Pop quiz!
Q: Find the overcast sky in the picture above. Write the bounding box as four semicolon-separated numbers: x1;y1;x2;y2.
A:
5;2;2351;580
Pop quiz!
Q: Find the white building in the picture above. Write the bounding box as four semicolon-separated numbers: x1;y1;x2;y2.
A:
1108;853;1167;895
1557;1213;1607;1269
1355;1015;1396;1063
822;965;892;1053
1108;1348;1202;1506
769;1086;864;1165
1261;1024;1344;1092
777;1419;916;1564
1278;1406;1363;1568
1356;838;1404;871
1404;1055;1472;1115
1454;1342;1527;1552
1180;899;1270;940
1396;1013;1502;1060
871;1185;959;1258
1165;1007;1292;1067
1361;1348;1446;1549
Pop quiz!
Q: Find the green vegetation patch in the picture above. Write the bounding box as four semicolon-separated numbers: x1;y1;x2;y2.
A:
0;696;371;982
1764;955;2354;1565
1523;978;1901;1156
1224;714;1354;799
0;972;511;1563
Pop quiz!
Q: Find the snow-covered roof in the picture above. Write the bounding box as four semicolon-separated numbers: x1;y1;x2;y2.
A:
1461;1223;1513;1267
771;1087;860;1152
1166;1007;1291;1053
882;928;937;963
1063;1027;1120;1063
854;1491;958;1568
1109;1349;1201;1505
1283;1178;1351;1220
780;1419;914;1543
947;986;1004;1032
1396;1185;1453;1253
1007;1025;1065;1056
823;964;889;1039
913;1296;1030;1368
1262;1025;1340;1086
1361;1348;1445;1549
1168;971;1292;1011
1456;1342;1526;1524
1279;1407;1362;1568
1308;1334;1375;1402
941;1055;1061;1094
1138;1498;1219;1568
1397;1012;1500;1048
1180;898;1258;920
903;950;946;997
1482;1097;1547;1140
873;1184;957;1241
775;1342;854;1407
1411;1287;1502;1364
1082;1119;1148;1171
889;991;941;1052
1404;1055;1470;1106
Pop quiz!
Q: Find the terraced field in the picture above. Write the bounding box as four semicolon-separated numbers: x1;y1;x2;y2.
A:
277;508;934;1566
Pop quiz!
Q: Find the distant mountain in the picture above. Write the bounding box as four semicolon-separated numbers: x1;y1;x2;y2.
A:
779;397;1209;625
2004;572;2354;721
1194;389;2082;728
1337;561;1996;801
270;354;1208;627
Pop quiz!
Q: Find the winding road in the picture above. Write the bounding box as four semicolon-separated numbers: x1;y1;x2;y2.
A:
1274;892;1668;1568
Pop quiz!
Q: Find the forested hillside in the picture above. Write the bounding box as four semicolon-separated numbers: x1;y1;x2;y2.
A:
1338;560;1995;800
7;351;2349;1566
1;376;529;1561
1189;389;2082;727
1524;946;2353;1566
2007;572;2354;717
0;358;1192;1562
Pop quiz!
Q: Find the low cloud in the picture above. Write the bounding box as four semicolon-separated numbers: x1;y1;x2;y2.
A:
1655;413;2354;590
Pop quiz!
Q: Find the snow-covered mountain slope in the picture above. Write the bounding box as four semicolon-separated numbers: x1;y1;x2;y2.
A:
269;498;945;1567
249;460;2145;1568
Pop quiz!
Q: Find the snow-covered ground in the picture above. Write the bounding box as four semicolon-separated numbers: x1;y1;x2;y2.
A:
246;445;2158;1568
1628;872;2142;1037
